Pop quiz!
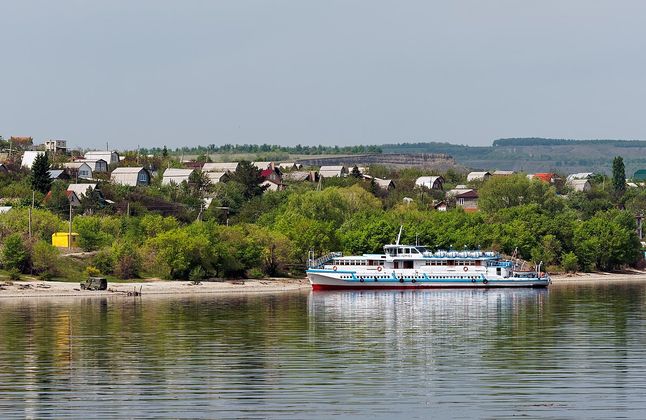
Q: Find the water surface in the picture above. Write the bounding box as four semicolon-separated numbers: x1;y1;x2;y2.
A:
1;283;645;419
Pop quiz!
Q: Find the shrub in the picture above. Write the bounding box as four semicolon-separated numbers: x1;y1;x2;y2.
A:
113;240;142;279
93;249;115;274
8;268;21;281
85;266;101;277
2;233;29;273
32;241;61;279
189;266;205;284
562;252;579;273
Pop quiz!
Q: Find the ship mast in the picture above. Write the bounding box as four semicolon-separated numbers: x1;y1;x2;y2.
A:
395;226;403;245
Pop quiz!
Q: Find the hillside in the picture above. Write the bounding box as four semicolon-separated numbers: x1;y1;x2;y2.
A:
380;138;646;176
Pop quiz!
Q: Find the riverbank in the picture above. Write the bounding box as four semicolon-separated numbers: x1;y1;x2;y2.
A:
0;278;310;298
550;270;646;283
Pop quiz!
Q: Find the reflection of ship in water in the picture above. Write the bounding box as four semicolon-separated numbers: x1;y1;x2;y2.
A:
307;289;549;356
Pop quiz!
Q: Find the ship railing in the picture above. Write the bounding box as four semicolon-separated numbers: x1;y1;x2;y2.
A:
307;251;343;269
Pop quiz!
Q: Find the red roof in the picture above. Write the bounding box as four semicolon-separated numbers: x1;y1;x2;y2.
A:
532;173;555;183
260;169;274;179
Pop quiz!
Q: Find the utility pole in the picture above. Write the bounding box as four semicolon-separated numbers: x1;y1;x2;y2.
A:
68;203;73;250
31;191;35;209
126;202;130;217
28;207;32;239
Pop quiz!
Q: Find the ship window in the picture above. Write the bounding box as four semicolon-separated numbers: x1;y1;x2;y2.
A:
404;248;410;254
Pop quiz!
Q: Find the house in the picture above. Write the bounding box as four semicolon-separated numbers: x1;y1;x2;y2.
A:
78;159;108;172
67;183;100;199
566;172;594;182
162;168;194;185
63;162;94;179
528;173;562;185
446;185;473;196
374;178;395;190
44;188;82;207
466;171;491;182
21;151;45;169
202;162;240;173
44;140;67;154
633;170;646;182
567;179;592;192
205;172;230;184
111;167;151;187
415;176;444;190
84;151;120;165
319;165;348;178
253;161;276;171
283;171;319;182
278;162;302;171
0;206;12;214
434;201;448;212
48;169;71;180
455;190;479;212
493;170;515;177
261;168;283;184
261;179;284;192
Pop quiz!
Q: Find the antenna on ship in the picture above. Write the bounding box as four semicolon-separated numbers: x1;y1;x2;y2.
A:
396;225;403;245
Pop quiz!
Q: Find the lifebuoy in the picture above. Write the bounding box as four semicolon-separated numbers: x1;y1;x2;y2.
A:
359;278;364;282
483;279;488;284
399;278;404;283
332;266;337;271
471;278;476;283
377;266;383;272
412;279;417;283
463;267;469;272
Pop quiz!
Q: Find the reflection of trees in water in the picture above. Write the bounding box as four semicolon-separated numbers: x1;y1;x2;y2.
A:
0;292;311;409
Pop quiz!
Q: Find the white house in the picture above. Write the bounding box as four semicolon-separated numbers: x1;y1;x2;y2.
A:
253;161;276;171
415;176;444;190
205;171;230;184
78;159;108;172
493;170;515;177
67;183;98;199
319;166;348;178
566;172;594;182
63;162;94;179
162;168;194;185
202;162;240;173
44;140;67;154
111;167;151;187
567;179;592;192
84;151;120;165
467;171;491;182
21;151;45;169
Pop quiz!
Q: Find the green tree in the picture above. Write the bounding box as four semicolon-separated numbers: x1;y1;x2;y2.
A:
162;146;169;158
350;165;362;178
32;241;61;280
30;152;51;194
478;175;559;213
2;233;29;273
561;252;579;273
612;156;626;198
229;161;268;199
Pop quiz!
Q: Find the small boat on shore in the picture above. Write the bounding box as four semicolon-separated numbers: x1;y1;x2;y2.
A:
306;231;550;290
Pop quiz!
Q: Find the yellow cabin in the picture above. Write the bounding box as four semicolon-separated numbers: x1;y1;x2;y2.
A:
52;232;79;248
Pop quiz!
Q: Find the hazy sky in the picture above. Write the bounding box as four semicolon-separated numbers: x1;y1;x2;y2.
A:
3;1;646;150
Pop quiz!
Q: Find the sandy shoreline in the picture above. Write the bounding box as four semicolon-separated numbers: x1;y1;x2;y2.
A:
2;271;646;299
0;278;311;299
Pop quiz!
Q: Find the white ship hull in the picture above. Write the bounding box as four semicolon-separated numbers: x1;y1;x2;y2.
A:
307;269;550;290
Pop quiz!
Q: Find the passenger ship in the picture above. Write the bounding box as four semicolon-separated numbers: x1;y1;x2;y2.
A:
306;233;550;290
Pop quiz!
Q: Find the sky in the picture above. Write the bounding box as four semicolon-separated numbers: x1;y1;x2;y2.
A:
2;0;646;150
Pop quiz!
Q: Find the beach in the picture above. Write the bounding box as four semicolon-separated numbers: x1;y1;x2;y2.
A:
2;272;646;298
0;277;310;298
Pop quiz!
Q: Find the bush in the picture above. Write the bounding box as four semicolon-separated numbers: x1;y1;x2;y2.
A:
85;265;101;277
32;241;61;279
189;266;205;284
562;252;579;273
93;249;115;274
113;240;142;279
8;268;21;281
2;233;29;273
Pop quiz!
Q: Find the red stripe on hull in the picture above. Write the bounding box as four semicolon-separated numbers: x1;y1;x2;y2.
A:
311;284;548;291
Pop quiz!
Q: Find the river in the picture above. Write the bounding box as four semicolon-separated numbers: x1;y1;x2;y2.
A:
1;282;645;419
